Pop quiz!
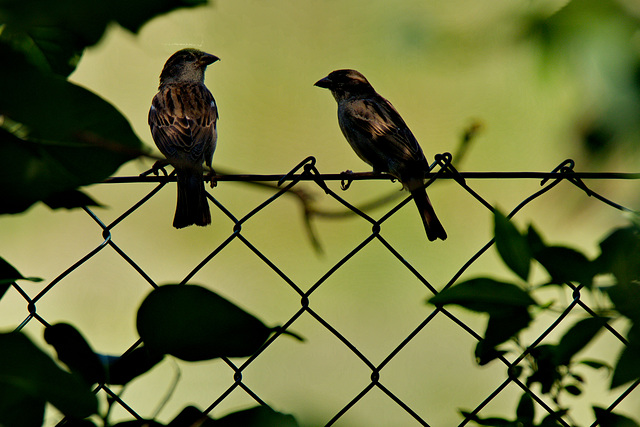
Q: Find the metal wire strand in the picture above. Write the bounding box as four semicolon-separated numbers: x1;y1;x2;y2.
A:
10;154;636;427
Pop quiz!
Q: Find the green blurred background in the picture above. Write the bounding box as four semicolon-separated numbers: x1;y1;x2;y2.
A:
2;0;640;425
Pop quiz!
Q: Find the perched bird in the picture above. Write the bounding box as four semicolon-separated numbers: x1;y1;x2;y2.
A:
149;48;219;228
315;69;447;241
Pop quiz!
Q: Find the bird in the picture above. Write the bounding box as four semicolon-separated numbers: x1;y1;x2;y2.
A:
149;48;219;228
314;69;446;241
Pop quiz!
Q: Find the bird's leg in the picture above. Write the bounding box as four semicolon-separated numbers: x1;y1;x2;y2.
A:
205;168;217;188
140;159;170;177
340;170;355;191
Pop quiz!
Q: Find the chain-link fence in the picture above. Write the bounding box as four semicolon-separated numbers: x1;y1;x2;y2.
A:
6;153;640;426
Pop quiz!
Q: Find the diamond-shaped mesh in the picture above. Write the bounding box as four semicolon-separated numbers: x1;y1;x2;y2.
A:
5;154;640;426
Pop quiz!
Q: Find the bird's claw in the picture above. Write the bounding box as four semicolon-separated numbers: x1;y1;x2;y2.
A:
205;169;218;188
140;160;169;177
340;170;354;191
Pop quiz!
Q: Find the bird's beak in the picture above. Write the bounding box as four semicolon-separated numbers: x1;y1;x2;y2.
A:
314;76;332;89
200;53;220;66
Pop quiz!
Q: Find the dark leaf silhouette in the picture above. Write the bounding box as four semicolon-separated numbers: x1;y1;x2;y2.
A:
555;317;610;366
431;278;536;365
0;332;98;420
534;246;594;286
0;44;143;214
213;406;299;427
0;257;42;301
137;284;274;361
611;324;640;389
103;346;164;386
0;0;208;75
494;209;531;282
43;189;102;210
44;323;106;385
592;406;640;427
430;278;537;315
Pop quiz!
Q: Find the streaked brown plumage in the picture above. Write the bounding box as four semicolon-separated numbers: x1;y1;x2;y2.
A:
149;48;219;228
315;69;446;241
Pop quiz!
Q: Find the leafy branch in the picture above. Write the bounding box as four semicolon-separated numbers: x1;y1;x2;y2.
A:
430;210;640;426
0;272;302;426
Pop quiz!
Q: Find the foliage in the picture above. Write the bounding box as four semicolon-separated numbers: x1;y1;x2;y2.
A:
137;284;280;361
0;275;301;426
0;331;98;427
524;0;640;165
0;0;302;425
0;256;41;299
0;0;210;213
429;210;640;426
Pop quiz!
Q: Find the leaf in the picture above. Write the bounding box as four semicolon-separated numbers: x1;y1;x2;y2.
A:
515;393;534;424
280;329;305;342
540;412;567;427
474;342;508;366
103;346;164;385
526;225;546;256
579;359;611;371
44;323;106;385
0;24;86;77
494;209;531;281
569;372;585;383
596;225;640;285
534;246;594;286
555;317;610;366
0;331;98;418
0;257;42;301
486;308;532;348
168;406;215;427
475;308;532;365
0;44;144;214
137;284;274;361
0;385;44;427
459;411;512;426
0;257;40;300
592;406;640;427
611;324;640;388
435;279;537;366
526;345;560;394
605;281;640;325
0;257;25;285
43;189;103;210
429;278;537;316
213;406;299;427
0;0;209;76
564;385;582;396
164;405;300;427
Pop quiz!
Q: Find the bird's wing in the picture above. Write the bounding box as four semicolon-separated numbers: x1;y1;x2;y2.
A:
346;96;426;164
149;84;217;165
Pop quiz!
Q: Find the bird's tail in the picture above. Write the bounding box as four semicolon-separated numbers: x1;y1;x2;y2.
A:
407;178;447;241
174;169;211;229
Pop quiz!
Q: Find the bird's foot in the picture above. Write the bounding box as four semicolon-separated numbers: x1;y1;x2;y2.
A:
205;169;218;188
340;170;355;191
140;159;169;177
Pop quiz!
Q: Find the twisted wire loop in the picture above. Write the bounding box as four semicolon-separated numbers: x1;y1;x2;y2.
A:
6;153;640;426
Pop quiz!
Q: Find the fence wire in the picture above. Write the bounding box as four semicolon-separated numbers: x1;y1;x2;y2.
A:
7;153;640;427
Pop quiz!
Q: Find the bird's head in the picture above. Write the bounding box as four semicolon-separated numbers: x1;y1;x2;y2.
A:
314;69;374;100
159;48;220;86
